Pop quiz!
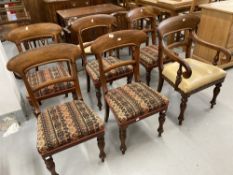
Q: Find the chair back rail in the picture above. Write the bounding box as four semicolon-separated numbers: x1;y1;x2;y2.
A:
7;23;62;52
91;30;147;94
127;6;160;45
71;14;116;65
7;43;82;115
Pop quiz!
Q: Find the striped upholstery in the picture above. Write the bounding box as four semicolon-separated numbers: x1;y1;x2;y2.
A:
105;82;169;123
140;45;159;67
37;100;104;154
86;56;133;85
27;65;73;98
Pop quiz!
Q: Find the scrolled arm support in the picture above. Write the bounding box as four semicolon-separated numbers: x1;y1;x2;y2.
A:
192;31;231;65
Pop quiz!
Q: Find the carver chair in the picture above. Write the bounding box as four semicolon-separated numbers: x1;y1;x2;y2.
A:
6;23;72;104
71;14;134;110
127;6;170;86
7;43;106;175
91;30;169;154
157;14;231;125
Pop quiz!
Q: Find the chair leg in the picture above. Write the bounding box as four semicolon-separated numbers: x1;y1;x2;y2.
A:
72;92;78;100
42;156;59;175
127;75;133;84
178;95;189;125
105;101;110;122
95;87;102;110
119;127;127;155
117;48;120;58
157;110;166;137
210;83;222;109
146;69;152;86
87;74;90;93
97;134;106;162
157;76;164;92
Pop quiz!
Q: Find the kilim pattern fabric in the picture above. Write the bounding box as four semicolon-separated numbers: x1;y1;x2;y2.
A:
140;45;159;67
27;65;73;98
37;100;104;154
86;56;133;85
105;82;169;123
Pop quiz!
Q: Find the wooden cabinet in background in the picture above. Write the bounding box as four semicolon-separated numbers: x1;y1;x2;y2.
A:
43;0;108;23
193;1;233;69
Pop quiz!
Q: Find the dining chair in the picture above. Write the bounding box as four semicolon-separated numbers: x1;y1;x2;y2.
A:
91;30;169;154
71;14;134;110
7;43;106;175
157;14;231;125
7;23;62;52
127;6;170;86
6;23;73;105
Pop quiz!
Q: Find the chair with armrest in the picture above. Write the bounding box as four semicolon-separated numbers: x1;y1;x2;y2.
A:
157;14;231;125
91;30;169;154
127;6;170;86
6;23;73;105
71;14;134;110
7;43;106;175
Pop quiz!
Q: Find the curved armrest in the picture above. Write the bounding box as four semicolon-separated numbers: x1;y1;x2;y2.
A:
192;32;231;64
162;44;192;79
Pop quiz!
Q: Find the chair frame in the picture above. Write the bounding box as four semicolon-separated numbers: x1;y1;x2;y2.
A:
7;23;62;52
92;30;169;154
7;43;106;175
72;14;134;110
6;23;70;104
127;6;164;85
157;14;231;125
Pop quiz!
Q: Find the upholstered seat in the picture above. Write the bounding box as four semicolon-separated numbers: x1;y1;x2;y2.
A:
27;65;73;98
37;100;104;154
86;56;133;85
162;58;226;93
105;82;169;123
140;45;159;67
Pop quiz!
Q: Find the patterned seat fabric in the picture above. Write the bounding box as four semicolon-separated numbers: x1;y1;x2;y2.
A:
37;100;104;155
140;45;159;68
105;82;169;123
86;56;133;85
27;65;73;98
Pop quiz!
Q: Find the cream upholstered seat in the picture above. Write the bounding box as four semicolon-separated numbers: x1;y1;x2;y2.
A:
162;58;226;93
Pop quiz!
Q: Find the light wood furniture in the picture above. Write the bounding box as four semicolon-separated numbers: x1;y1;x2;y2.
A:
92;30;169;154
137;0;210;15
157;14;231;125
193;0;233;69
7;43;106;175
